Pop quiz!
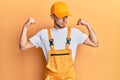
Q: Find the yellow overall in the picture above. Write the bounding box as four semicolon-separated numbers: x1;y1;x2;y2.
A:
45;28;76;80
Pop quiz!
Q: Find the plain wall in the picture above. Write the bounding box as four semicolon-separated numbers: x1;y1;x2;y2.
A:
0;0;120;80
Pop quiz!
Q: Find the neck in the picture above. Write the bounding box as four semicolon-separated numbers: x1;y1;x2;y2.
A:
54;25;62;29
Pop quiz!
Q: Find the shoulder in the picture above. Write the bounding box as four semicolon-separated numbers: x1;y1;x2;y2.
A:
71;27;82;33
36;28;48;36
70;27;87;37
39;28;48;33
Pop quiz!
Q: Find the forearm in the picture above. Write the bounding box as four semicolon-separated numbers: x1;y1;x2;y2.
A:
85;24;98;46
20;25;29;49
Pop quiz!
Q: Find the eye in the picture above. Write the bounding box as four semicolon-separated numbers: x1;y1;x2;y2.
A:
64;16;68;18
63;16;68;20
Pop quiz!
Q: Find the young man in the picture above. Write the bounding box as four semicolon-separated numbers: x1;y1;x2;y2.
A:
20;2;98;80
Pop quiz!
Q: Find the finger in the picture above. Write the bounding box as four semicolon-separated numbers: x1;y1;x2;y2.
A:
29;18;35;24
77;18;81;25
77;18;82;25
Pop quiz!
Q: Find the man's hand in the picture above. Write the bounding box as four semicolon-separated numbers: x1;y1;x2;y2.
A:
77;18;89;26
24;18;35;28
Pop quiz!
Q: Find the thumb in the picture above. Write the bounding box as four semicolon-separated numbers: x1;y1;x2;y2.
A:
77;18;81;25
29;17;36;24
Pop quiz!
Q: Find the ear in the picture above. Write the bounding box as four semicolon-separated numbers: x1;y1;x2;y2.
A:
50;14;54;20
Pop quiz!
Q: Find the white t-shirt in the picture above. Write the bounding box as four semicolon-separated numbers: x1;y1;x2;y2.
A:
29;27;88;61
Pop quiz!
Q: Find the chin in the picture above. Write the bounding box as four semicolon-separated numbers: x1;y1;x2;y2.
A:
60;26;66;28
61;26;66;28
61;25;66;28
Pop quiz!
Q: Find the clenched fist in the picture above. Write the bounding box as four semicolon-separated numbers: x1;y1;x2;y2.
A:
24;18;35;28
77;18;89;26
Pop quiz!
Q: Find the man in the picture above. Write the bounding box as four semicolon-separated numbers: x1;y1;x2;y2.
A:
20;2;98;80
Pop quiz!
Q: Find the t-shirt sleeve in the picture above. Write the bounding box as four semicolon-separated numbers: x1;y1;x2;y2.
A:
29;31;43;48
72;28;88;45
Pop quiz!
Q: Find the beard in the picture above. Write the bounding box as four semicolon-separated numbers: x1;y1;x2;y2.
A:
54;20;66;28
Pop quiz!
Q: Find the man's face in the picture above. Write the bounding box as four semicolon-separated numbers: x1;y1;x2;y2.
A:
53;15;68;28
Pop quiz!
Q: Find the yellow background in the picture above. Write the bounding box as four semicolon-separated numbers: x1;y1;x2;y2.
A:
0;0;120;80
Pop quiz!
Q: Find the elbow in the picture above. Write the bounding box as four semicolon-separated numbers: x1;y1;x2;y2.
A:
93;44;99;47
20;47;26;51
19;44;27;51
92;42;99;47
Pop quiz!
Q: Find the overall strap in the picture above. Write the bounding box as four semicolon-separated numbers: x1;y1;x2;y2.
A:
47;28;54;50
47;28;71;50
66;27;71;49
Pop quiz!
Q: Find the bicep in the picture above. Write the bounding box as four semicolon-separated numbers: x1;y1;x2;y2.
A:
21;41;35;50
26;41;35;48
83;37;95;47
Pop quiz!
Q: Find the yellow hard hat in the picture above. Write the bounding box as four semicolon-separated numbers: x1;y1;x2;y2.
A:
51;2;71;18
